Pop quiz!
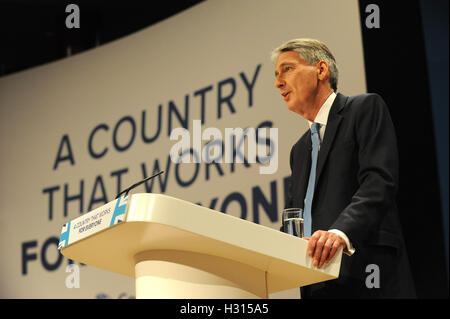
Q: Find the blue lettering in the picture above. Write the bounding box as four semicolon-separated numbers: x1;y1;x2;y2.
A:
239;64;262;107
217;77;236;118
113;116;136;152
193;85;213;124
88;175;108;210
141;105;162;143
88;123;109;159
110;167;129;196
53;134;75;169
252;180;278;224
168;95;189;136
220;192;247;220
64;180;84;217
43;185;60;220
21;240;38;275
41;237;63;271
175;148;200;187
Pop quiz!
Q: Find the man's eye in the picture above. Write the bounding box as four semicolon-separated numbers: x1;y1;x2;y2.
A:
285;66;292;71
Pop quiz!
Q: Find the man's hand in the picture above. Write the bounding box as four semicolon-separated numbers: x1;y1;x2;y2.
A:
304;230;346;268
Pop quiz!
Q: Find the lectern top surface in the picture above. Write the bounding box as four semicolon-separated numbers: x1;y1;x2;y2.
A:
59;193;341;293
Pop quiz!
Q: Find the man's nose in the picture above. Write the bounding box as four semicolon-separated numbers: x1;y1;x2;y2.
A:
274;77;285;89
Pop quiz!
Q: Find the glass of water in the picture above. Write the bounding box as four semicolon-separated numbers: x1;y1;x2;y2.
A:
282;208;304;238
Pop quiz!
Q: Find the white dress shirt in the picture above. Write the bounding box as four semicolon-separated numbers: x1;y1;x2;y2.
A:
307;92;356;256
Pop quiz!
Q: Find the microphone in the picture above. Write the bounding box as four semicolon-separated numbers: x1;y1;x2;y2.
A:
115;171;164;199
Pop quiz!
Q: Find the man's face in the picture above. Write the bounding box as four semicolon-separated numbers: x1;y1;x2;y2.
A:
274;51;319;115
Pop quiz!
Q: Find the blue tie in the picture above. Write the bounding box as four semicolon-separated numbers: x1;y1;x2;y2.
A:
304;122;321;237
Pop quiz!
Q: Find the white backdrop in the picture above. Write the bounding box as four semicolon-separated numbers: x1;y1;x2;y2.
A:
0;0;366;298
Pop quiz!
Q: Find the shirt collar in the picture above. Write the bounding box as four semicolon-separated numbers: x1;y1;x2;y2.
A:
308;92;336;128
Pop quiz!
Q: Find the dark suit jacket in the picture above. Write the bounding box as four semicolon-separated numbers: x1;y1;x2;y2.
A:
286;93;416;298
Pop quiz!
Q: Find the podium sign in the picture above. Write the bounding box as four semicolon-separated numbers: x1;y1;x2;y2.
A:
58;195;129;249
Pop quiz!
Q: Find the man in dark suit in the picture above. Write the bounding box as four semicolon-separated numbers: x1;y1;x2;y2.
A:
272;38;416;298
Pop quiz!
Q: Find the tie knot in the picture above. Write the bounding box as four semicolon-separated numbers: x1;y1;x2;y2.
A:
311;122;321;134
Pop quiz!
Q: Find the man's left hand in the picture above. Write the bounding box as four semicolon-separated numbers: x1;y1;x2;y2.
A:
305;230;346;268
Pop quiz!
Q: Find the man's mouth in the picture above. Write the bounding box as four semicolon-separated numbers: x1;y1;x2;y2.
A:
281;91;291;101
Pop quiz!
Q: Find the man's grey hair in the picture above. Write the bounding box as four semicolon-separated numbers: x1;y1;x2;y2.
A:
271;38;339;92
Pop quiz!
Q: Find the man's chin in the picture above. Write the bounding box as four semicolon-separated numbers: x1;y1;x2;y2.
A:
287;103;300;114
286;104;306;118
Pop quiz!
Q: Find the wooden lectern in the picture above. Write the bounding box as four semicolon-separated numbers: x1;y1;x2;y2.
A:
58;193;342;299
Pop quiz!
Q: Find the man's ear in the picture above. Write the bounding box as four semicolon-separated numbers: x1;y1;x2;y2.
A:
317;60;330;81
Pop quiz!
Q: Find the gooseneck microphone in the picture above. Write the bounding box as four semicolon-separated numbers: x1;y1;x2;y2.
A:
115;171;164;199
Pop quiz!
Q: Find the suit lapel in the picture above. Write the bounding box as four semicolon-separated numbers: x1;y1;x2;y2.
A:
315;93;347;188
